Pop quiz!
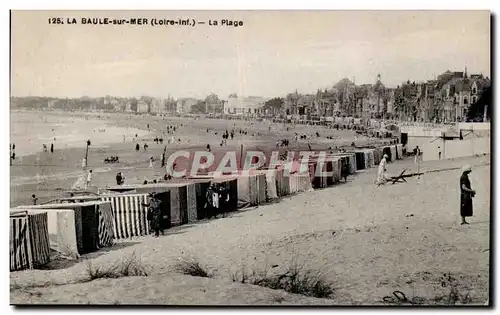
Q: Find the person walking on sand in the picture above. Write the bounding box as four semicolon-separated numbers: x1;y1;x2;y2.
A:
85;170;92;189
149;156;154;168
460;165;476;225
376;154;389;185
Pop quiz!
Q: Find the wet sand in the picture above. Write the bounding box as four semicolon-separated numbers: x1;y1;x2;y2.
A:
10;111;388;206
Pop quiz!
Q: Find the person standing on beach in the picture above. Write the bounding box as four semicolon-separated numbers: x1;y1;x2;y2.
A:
142;193;163;237
116;172;125;185
438;146;442;160
31;194;38;205
218;185;230;218
460;165;476;225
376;154;389;185
50;143;54;153
341;161;349;183
149;156;154;168
86;170;93;189
205;184;216;219
135;143;140;152
414;146;422;175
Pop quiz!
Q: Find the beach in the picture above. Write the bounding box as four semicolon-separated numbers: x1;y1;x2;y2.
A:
10;111;490;305
10;110;151;157
10;153;490;305
10;110;385;206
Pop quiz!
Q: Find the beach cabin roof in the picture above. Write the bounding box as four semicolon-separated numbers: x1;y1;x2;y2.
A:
18;200;110;209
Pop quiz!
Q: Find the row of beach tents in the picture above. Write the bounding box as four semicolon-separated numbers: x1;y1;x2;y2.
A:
10;143;403;271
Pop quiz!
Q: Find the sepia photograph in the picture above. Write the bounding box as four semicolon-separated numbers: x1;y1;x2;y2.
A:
9;9;491;306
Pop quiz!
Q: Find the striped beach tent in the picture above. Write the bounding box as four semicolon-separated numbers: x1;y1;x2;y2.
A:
273;168;288;197
237;171;267;208
100;193;151;239
270;166;290;197
21;201;114;254
329;153;357;175
327;156;342;183
236;173;261;208
15;209;79;259
48;201;114;250
103;184;179;227
254;169;279;201
363;149;375;168
288;172;314;194
10;210;50;271
308;156;329;189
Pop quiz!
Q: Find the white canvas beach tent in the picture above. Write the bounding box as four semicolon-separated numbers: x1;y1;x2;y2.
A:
12;208;79;260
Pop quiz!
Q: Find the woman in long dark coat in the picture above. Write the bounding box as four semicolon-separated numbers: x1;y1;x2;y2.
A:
460;165;476;225
143;193;163;237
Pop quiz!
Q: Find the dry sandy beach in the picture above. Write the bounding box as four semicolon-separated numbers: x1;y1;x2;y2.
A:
10;122;490;305
10;110;384;206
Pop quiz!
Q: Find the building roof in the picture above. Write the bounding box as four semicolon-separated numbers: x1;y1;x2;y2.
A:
456;79;471;92
297;95;315;106
373;80;385;92
285;91;300;102
333;78;355;90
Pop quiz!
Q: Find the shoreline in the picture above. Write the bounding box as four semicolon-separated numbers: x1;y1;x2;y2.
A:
10;110;154;157
10;110;394;206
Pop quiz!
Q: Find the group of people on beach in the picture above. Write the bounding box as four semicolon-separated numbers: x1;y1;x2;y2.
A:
59;116;480;229
220;130;233;146
138;182;231;238
104;156;120;163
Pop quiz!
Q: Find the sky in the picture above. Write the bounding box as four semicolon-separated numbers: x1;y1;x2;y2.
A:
11;10;491;99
